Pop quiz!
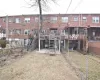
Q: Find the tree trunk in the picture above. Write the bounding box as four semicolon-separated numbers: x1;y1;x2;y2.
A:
38;0;42;31
38;0;42;51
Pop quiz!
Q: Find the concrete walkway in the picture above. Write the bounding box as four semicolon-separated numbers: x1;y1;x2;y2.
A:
35;49;61;54
0;52;79;80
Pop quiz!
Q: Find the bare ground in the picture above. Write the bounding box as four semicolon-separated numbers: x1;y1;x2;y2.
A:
0;48;26;67
0;51;79;80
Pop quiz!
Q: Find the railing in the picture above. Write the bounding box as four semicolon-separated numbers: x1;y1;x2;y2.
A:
89;36;100;41
8;31;86;40
40;31;60;35
0;33;6;39
39;31;86;40
65;34;85;40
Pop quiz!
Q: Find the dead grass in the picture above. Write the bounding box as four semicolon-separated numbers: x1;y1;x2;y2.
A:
0;52;79;80
0;49;13;56
0;48;26;67
64;51;100;80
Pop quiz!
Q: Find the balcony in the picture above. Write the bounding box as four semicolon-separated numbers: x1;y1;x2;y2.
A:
65;34;85;40
0;33;6;39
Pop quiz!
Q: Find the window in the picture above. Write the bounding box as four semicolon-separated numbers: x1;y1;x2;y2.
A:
61;30;65;34
82;17;87;22
9;30;13;35
24;18;30;23
33;29;38;34
41;30;46;34
15;29;21;34
51;17;57;23
2;29;6;34
92;17;99;23
9;18;14;23
24;30;30;35
62;17;68;23
35;17;39;22
50;28;57;34
50;30;57;34
74;17;78;21
43;17;49;22
10;29;21;34
3;18;6;22
15;18;20;23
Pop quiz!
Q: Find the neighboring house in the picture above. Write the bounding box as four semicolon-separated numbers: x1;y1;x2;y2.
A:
0;14;100;54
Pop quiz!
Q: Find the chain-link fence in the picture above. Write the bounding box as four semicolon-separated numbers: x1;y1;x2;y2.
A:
62;50;100;80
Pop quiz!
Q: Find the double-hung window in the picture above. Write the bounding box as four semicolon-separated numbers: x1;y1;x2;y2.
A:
24;18;30;23
62;17;68;23
92;17;99;23
51;17;57;23
74;17;78;21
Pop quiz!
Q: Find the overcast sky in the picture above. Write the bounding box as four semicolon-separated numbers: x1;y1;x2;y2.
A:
0;0;100;16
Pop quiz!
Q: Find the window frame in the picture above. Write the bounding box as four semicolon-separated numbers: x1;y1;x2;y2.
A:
24;17;30;23
15;18;20;23
61;17;68;23
50;17;57;23
24;30;30;35
74;16;78;21
35;17;39;22
82;17;87;22
92;17;99;23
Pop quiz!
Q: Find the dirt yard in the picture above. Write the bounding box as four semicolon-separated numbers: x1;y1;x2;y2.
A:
0;51;79;80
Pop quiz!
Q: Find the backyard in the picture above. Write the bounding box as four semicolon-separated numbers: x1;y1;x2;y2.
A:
0;50;100;80
0;51;79;80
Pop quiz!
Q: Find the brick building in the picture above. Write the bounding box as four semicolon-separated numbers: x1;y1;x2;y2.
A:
0;14;100;54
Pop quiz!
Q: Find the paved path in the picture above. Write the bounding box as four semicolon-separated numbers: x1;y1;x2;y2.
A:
0;52;79;80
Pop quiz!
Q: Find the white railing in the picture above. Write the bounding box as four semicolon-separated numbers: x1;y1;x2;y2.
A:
65;34;85;40
0;33;6;39
69;34;79;40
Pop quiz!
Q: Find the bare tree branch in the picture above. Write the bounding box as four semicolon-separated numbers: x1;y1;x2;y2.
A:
24;0;57;10
24;0;58;51
24;0;58;30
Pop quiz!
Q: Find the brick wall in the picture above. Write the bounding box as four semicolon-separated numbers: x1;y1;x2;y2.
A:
88;41;100;55
1;14;100;39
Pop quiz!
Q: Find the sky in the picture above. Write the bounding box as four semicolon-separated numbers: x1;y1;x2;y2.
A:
0;0;100;16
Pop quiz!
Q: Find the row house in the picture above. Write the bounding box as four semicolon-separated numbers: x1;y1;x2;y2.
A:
0;14;100;52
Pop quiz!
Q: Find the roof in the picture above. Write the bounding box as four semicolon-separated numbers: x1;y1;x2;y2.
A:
1;13;100;18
